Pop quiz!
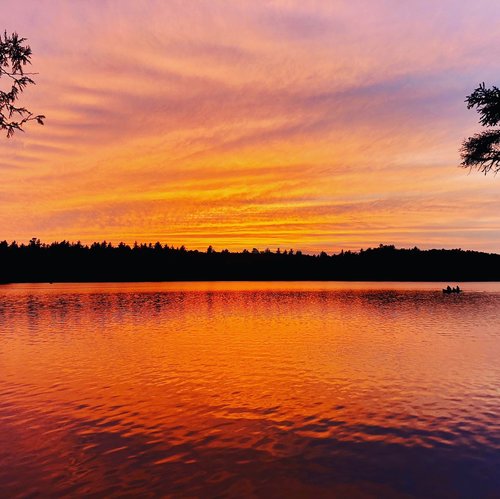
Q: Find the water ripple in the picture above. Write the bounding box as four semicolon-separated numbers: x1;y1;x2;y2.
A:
0;282;500;497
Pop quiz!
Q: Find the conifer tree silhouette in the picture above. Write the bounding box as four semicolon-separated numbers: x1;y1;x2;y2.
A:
1;31;44;137
461;83;500;174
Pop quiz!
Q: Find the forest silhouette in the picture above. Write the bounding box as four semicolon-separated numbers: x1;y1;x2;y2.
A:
1;239;499;283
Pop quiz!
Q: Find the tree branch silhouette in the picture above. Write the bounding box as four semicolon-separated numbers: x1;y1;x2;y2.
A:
1;31;45;138
461;83;500;175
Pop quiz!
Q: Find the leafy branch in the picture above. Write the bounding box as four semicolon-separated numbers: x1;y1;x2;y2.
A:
461;83;500;175
1;31;45;138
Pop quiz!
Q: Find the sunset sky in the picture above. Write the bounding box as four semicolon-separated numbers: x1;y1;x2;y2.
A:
2;1;500;253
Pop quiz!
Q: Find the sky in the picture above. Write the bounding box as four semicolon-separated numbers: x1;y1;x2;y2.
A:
2;0;500;253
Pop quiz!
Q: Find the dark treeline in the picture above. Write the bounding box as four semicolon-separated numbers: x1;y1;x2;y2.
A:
1;239;500;282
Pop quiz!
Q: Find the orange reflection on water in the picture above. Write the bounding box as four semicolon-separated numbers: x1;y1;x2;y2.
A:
1;282;500;497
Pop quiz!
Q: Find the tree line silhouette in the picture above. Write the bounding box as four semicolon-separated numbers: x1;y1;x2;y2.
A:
1;239;500;283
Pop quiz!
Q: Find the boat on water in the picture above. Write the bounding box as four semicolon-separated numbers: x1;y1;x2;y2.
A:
443;285;462;294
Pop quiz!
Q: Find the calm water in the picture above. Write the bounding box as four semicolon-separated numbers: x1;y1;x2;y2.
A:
1;282;499;498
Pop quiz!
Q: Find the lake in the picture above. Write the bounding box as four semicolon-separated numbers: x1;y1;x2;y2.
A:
1;282;499;497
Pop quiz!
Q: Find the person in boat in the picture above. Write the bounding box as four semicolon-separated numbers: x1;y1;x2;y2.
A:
446;285;452;292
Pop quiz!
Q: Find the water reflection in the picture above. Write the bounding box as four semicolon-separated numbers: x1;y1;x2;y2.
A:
0;282;499;497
